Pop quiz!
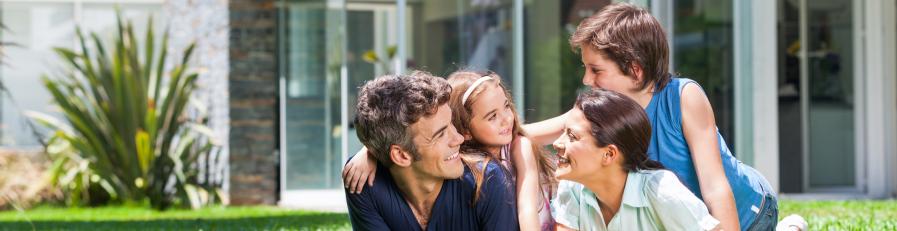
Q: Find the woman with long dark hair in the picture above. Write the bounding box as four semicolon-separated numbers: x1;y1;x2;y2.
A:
551;89;720;231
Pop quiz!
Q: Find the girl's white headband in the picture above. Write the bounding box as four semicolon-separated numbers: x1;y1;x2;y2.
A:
461;76;493;105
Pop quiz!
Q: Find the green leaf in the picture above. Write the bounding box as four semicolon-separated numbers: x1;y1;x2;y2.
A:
135;130;152;175
362;50;379;63
33;10;221;209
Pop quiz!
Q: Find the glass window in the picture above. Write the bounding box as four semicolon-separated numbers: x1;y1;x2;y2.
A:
407;0;515;83
522;0;610;122
671;0;735;150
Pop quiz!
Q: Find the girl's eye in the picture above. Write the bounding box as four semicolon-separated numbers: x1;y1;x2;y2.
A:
488;114;496;121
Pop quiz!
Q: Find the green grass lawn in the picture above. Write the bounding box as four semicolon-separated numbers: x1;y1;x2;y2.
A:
779;200;897;230
0;206;349;231
0;200;894;230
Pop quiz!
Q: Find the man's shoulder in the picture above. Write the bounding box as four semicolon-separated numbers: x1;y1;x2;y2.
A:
346;163;398;199
459;157;514;204
460;157;512;184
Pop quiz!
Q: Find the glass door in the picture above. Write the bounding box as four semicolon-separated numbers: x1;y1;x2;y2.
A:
279;0;345;196
777;0;862;193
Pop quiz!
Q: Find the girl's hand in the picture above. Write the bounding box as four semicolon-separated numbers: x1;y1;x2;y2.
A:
342;147;377;194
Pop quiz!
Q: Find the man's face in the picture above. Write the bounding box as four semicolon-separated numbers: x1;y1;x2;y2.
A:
407;104;465;179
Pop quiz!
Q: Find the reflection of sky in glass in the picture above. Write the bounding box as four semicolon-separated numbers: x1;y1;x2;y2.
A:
1;3;74;147
0;2;159;147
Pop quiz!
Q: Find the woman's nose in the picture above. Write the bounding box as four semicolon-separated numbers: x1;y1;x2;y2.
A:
552;137;564;151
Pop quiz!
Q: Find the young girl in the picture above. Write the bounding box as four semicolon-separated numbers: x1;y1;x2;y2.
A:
552;88;720;231
527;3;804;231
343;70;557;230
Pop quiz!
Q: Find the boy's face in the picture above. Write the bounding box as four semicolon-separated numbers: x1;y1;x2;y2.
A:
580;48;641;93
407;104;466;179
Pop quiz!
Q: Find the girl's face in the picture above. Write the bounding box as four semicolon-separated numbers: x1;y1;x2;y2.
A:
581;48;640;94
552;108;611;182
467;84;515;148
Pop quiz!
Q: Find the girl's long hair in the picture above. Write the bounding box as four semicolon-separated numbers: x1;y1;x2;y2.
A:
447;70;556;205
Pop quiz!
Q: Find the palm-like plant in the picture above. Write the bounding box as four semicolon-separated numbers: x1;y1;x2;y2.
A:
26;13;223;210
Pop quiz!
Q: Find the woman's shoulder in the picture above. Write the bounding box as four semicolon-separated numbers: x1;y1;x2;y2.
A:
638;169;694;200
638;170;681;191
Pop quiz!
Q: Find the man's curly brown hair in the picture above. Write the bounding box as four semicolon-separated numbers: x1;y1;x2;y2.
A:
354;71;451;167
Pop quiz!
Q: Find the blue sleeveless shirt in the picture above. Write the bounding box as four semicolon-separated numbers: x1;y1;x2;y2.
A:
645;77;774;230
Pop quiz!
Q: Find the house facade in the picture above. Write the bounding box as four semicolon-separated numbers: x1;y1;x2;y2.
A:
1;0;895;211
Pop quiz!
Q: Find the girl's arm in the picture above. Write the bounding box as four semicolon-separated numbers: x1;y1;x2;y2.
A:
341;146;377;194
511;136;544;231
680;83;740;231
556;224;577;231
523;110;570;146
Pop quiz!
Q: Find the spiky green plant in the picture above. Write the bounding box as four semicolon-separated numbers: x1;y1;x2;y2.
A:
26;12;223;210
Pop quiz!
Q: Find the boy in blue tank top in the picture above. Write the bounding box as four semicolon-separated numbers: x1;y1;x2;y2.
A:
525;3;805;231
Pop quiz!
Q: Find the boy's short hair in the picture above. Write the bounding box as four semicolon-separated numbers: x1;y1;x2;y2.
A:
570;3;671;90
354;71;452;167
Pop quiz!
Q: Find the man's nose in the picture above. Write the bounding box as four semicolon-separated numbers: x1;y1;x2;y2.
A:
449;127;464;147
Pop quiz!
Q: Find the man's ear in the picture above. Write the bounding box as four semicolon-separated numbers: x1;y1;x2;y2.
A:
389;144;413;167
602;144;621;166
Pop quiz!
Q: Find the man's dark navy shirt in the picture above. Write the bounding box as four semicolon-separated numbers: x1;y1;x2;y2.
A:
345;159;519;231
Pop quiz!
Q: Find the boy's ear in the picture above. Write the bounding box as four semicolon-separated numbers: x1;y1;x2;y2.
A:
630;63;644;83
389;144;413;167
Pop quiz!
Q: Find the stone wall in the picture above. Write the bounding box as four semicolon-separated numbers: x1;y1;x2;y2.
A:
227;0;279;205
164;0;233;203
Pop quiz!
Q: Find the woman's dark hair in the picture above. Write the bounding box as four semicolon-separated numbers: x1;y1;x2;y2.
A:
575;89;663;171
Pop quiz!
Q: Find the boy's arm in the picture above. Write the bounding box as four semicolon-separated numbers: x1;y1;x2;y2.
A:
523;110;570;146
681;83;740;231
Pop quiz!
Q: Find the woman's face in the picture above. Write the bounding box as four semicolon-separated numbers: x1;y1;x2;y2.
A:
580;48;640;93
467;84;515;148
552;108;611;182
